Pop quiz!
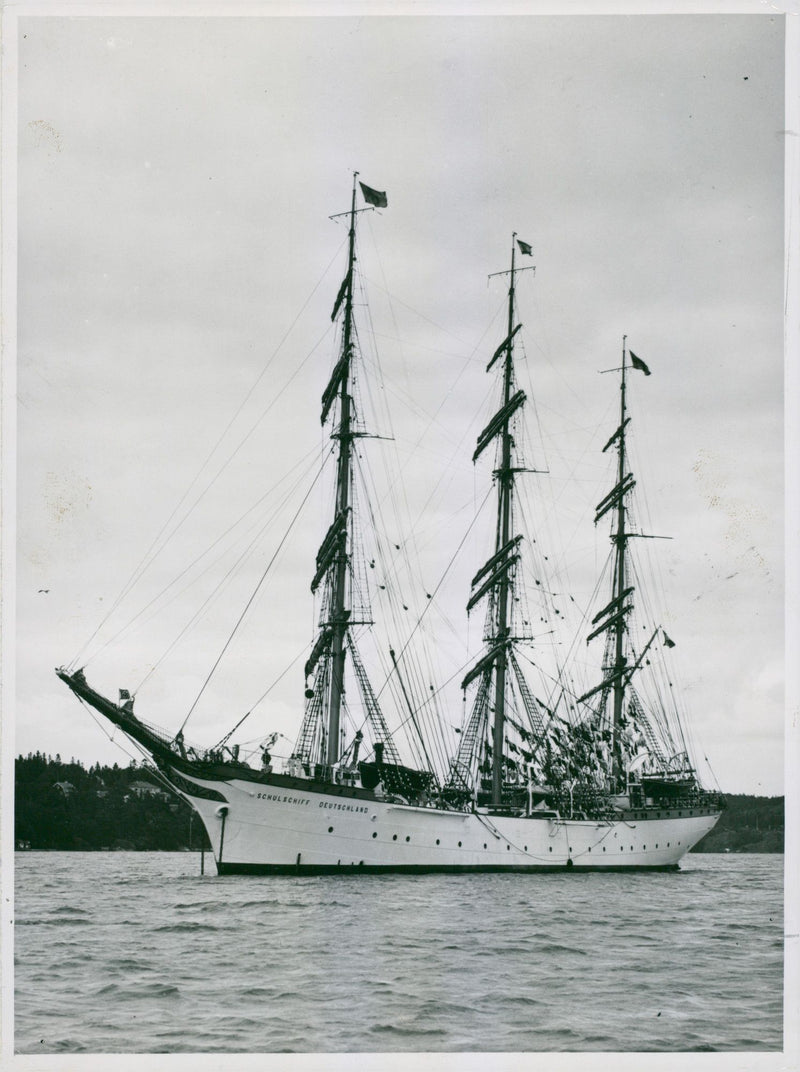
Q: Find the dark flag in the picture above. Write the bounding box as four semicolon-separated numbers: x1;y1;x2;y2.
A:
629;351;651;376
359;182;388;208
662;630;676;648
517;239;533;256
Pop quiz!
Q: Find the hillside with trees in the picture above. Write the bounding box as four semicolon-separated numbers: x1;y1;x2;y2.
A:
15;754;782;853
690;793;783;854
15;753;209;851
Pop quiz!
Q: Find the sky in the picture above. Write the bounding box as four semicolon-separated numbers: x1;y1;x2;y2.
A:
7;9;789;796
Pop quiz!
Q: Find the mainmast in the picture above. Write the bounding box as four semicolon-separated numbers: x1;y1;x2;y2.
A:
460;234;533;809
296;175;394;776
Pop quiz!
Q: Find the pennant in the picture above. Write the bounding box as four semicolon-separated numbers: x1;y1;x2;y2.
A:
629;351;651;376
359;182;388;208
517;239;533;256
662;630;676;648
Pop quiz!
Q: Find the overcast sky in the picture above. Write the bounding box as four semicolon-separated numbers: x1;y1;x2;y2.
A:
10;9;788;795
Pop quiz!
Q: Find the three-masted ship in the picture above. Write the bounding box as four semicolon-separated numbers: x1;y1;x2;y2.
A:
57;176;723;872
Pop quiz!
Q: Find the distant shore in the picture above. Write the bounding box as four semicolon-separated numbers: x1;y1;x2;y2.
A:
690;793;783;854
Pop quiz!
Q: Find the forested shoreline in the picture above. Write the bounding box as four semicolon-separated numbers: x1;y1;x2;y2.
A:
14;754;783;853
15;753;210;851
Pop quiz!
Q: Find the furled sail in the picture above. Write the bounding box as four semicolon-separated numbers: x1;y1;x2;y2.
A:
461;641;506;690
467;553;519;612
330;271;351;322
304;627;333;678
320;348;351;424
473;389;526;462
602;417;631;454
594;472;635;524
310;510;348;592
471;535;523;589
487;323;522;372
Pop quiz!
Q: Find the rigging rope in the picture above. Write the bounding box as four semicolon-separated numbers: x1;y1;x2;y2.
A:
88;445;326;676
176;460;328;735
211;644;308;752
70;244;346;672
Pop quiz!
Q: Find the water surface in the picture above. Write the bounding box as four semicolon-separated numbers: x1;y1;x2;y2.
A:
14;851;783;1053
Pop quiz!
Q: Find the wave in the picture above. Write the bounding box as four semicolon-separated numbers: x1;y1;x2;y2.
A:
95;981;180;998
368;1023;448;1037
16;917;91;927
152;921;231;933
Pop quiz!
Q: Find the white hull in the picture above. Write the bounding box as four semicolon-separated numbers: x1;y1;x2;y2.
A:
170;768;720;873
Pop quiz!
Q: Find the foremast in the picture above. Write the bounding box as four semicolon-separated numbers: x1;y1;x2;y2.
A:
296;174;400;776
325;175;359;766
609;337;631;785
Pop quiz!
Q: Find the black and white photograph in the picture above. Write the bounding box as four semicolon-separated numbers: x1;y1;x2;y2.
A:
2;2;795;1066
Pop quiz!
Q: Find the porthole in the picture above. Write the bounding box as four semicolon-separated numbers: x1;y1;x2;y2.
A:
507;845;511;851
667;842;670;847
483;843;487;849
630;846;633;851
405;836;410;842
435;838;440;845
655;843;659;848
392;834;398;841
524;846;528;851
588;846;592;852
620;846;624;851
602;847;606;852
549;846;553;853
372;832;378;839
328;826;334;833
643;845;646;850
458;841;462;847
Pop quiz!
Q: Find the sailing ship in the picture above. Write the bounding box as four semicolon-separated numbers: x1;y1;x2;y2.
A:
57;175;723;872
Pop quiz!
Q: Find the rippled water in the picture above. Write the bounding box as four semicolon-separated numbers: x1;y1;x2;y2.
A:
14;852;782;1053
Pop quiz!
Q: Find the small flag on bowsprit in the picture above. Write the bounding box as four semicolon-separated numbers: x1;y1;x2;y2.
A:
359;182;388;208
629;350;651;375
517;239;533;256
662;630;676;648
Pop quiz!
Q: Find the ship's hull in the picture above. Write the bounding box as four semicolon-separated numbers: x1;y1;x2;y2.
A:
168;766;721;874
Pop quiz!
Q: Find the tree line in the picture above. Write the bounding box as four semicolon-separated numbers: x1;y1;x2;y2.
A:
15;753;782;852
691;793;783;854
15;752;210;851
